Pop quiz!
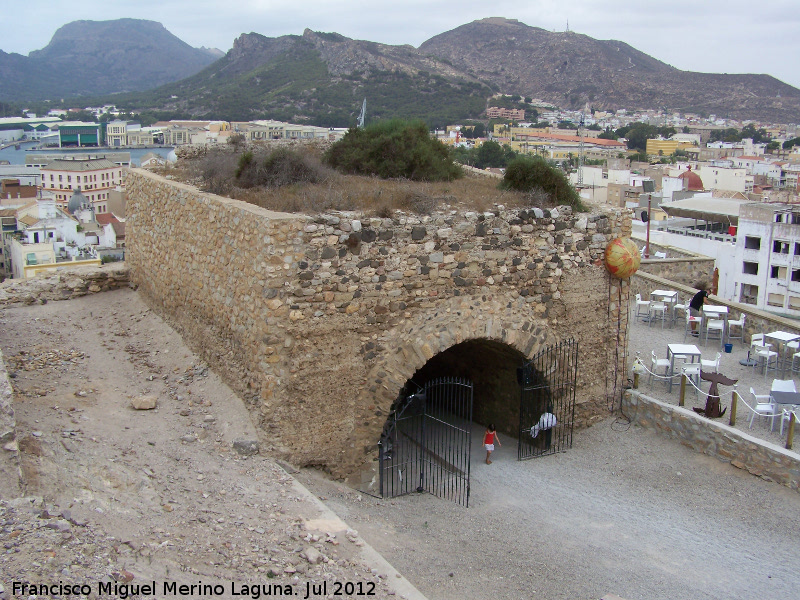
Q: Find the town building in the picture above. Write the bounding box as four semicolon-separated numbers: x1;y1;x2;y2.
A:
730;202;800;316
40;157;124;211
485;107;525;120
55;121;105;147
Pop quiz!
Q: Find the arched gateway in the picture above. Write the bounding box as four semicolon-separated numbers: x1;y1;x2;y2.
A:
126;170;631;496
354;332;578;506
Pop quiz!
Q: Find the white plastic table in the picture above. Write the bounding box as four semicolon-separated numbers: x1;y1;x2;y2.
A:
667;343;701;392
766;331;800;377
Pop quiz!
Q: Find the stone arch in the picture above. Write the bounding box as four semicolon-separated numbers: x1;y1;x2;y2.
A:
340;294;555;478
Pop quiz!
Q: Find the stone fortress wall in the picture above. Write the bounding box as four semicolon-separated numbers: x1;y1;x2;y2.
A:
126;169;632;477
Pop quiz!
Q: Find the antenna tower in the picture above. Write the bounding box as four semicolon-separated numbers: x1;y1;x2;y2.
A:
357;98;366;128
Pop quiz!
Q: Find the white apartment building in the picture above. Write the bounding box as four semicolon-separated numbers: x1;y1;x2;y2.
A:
40;158;125;213
731;203;800;316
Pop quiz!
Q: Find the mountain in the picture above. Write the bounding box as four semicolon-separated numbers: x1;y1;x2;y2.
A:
7;17;798;123
115;18;800;124
113;29;491;125
419;18;800;122
0;19;220;101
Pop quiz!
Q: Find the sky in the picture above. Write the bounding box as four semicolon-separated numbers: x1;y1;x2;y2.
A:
4;0;800;89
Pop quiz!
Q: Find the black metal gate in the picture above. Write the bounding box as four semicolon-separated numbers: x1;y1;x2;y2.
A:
379;377;473;507
518;339;578;460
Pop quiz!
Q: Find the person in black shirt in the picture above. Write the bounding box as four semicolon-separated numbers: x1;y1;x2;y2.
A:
689;288;709;335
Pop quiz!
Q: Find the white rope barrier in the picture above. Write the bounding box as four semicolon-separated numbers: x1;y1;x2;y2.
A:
632;356;800;422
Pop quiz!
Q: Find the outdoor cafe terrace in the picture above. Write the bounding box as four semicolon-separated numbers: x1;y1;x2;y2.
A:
628;271;800;455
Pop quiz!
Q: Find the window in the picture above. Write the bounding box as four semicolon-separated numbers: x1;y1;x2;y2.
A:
795;243;800;256
790;296;800;310
743;262;759;275
773;240;789;254
773;266;788;279
771;266;780;278
793;270;800;282
744;236;761;250
740;284;758;305
768;293;785;308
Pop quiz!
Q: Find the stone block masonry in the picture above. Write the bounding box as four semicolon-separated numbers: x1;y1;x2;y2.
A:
623;390;800;494
126;169;632;477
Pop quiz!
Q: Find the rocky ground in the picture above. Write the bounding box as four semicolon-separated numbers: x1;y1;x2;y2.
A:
2;287;800;600
0;289;421;600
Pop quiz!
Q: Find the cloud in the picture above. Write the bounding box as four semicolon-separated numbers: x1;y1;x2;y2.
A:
2;0;799;90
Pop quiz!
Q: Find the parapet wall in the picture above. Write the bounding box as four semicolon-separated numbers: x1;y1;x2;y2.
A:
126;169;633;476
623;390;800;494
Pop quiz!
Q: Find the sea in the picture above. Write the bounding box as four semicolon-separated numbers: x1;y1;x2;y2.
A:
0;141;176;167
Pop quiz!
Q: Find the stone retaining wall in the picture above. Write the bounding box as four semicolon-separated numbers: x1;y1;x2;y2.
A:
126;169;632;477
623;390;800;493
0;265;129;305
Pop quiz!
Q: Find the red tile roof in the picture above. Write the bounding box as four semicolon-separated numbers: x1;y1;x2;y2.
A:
95;213;118;225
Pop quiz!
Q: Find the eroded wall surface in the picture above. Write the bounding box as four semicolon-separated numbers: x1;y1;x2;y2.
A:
127;169;632;476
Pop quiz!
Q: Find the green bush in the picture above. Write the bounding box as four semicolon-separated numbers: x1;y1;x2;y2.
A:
236;148;331;188
500;156;582;208
324;120;462;182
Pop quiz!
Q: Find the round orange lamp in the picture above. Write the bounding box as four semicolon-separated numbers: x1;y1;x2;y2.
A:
604;237;641;279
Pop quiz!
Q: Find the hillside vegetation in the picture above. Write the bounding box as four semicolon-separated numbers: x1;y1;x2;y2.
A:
178;139;570;216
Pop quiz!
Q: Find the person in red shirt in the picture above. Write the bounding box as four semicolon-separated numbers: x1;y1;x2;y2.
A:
483;424;501;464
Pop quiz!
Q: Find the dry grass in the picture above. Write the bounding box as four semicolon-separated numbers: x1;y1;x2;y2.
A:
226;173;556;217
167;147;568;217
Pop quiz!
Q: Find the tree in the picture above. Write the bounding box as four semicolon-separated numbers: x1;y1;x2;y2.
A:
475;141;506;169
783;137;800;149
624;123;658;151
324;120;462;181
500;156;581;208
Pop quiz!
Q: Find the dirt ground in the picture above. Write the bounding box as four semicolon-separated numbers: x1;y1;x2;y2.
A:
0;289;421;600
2;288;800;600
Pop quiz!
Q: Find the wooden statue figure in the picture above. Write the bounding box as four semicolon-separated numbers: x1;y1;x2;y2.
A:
693;370;738;418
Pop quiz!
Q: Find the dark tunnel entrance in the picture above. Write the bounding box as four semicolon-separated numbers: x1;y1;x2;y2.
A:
375;338;578;506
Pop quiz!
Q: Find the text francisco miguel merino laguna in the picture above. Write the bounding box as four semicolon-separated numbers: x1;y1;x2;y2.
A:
13;579;378;598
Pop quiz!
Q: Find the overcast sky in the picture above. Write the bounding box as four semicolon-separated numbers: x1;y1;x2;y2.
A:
4;0;800;89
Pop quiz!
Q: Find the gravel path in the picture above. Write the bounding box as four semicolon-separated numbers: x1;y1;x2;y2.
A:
298;417;800;600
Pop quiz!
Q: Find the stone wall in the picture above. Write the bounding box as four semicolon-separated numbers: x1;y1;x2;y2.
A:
638;257;716;289
126;169;632;477
0;265;129;305
623;390;800;493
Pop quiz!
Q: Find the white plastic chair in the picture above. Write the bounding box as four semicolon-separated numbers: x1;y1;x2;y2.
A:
671;295;687;325
748;387;775;430
649;301;668;329
704;318;725;348
683;310;702;342
701;352;721;374
649;350;671;388
635;293;651;322
727;313;745;344
681;363;702;398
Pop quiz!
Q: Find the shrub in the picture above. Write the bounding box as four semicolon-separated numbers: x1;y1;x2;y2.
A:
324;120;462;182
500;156;582;209
235;147;332;189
